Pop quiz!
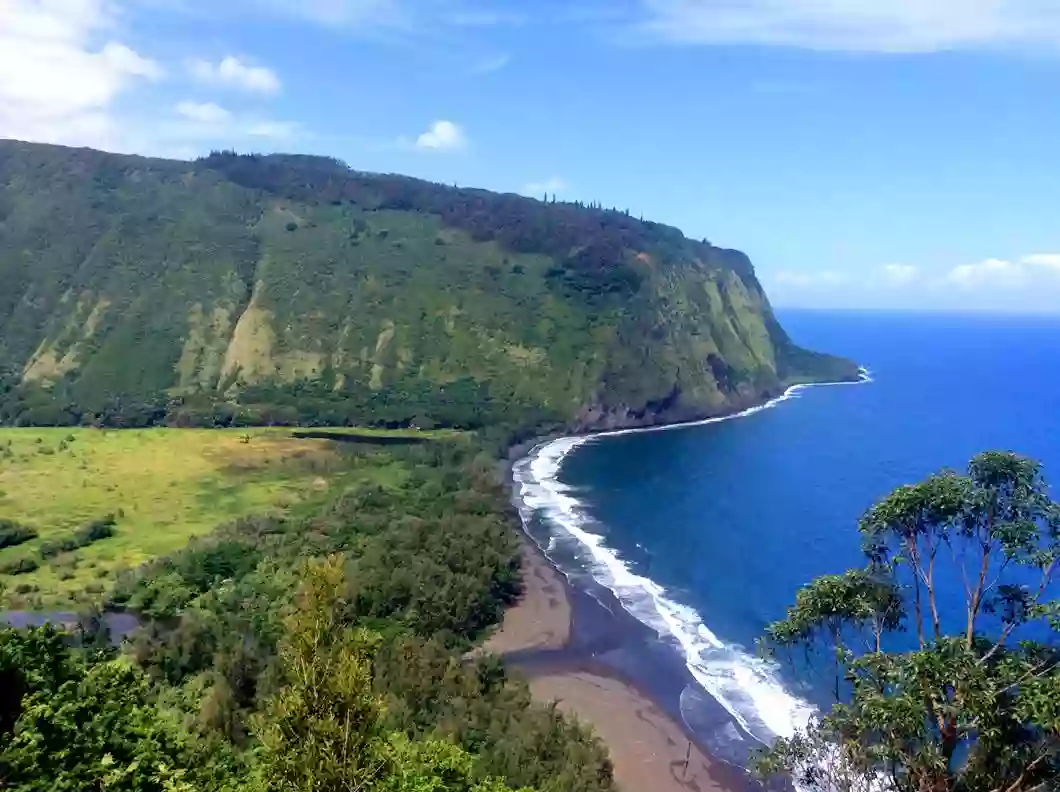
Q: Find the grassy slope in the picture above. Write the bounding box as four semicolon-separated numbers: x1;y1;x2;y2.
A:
0;141;858;431
0;427;410;606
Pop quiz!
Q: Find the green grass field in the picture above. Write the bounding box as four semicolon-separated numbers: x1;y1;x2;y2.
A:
0;427;419;608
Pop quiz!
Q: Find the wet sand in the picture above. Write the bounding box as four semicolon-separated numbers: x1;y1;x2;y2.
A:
482;543;570;654
532;672;743;792
487;540;756;792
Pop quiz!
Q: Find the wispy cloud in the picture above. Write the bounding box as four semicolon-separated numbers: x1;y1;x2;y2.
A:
635;0;1060;53
470;53;511;74
448;9;526;27
231;0;521;31
246;120;300;139
243;0;409;28
877;263;920;287
520;176;570;198
946;254;1060;290
188;56;281;94
414;120;466;151
176;101;231;124
774;270;849;288
773;263;922;290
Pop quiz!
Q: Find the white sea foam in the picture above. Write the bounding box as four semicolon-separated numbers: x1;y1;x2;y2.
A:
512;371;872;747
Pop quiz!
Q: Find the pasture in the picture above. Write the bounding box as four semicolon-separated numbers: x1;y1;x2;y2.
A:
0;427;383;606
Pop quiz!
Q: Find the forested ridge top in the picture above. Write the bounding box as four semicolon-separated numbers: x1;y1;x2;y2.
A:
197;148;758;280
0;139;857;434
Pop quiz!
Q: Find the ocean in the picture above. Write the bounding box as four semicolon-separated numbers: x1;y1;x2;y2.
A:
513;309;1060;763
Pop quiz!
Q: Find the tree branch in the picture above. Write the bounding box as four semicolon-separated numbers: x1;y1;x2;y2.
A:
968;540;992;649
980;559;1056;665
907;537;926;649
927;536;942;642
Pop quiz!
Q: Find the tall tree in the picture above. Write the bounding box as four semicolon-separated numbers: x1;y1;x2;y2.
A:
755;451;1060;792
252;555;531;792
252;556;387;791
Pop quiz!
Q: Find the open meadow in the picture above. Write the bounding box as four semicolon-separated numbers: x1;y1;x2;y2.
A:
0;427;434;608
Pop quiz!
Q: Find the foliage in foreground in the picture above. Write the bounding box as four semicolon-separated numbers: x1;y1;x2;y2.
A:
252;556;528;792
0;440;615;791
755;451;1060;792
0;567;526;792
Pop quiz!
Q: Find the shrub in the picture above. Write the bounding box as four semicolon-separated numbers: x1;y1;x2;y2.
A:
39;514;118;558
76;514;117;544
0;520;38;550
0;556;40;576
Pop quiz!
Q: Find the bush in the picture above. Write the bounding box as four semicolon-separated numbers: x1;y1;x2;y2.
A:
0;556;40;576
39;514;118;558
0;519;38;549
39;539;78;559
76;514;117;544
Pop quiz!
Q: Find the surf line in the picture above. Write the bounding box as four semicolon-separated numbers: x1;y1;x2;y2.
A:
510;368;873;745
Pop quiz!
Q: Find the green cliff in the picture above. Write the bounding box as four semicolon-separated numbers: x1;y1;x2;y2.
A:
0;140;857;430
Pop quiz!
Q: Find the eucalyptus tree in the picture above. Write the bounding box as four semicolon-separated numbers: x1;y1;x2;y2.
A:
755;452;1060;792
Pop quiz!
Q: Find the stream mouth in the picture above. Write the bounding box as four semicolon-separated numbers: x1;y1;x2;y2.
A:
2;610;142;643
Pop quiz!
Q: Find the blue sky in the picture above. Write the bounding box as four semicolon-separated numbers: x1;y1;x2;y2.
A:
3;0;1060;312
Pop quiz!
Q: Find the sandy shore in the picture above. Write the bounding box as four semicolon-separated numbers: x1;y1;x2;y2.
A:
482;542;570;654
485;540;747;792
532;672;743;792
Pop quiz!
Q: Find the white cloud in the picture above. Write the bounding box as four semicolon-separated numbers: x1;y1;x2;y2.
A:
1023;253;1060;272
101;42;162;78
878;263;920;286
415;120;466;151
176;101;231;124
0;0;162;149
521;176;569;198
946;254;1060;290
189;56;281;94
637;0;1060;53
774;270;849;288
167;104;301;147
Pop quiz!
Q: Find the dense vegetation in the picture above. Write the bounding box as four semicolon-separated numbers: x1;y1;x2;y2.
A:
755;451;1060;792
1;439;615;791
0;140;856;434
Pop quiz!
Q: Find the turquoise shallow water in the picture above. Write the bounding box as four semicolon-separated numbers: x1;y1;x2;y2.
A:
514;310;1060;753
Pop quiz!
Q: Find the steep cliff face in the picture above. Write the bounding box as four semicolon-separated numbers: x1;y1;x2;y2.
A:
0;140;857;429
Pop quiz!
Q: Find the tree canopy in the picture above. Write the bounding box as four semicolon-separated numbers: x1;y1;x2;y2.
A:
755;451;1060;792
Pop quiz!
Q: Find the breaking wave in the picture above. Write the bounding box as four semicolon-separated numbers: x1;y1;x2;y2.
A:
511;372;871;747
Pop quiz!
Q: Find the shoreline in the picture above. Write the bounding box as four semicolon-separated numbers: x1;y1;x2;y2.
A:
504;370;869;465
487;536;758;792
494;371;871;791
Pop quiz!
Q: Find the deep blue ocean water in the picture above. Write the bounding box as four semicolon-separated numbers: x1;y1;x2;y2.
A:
514;310;1060;751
